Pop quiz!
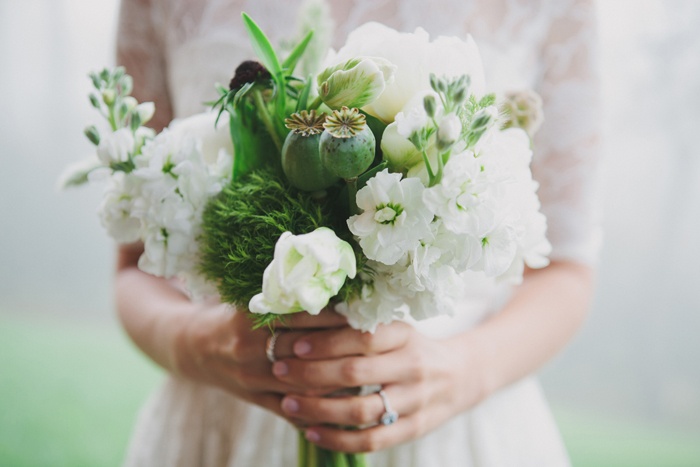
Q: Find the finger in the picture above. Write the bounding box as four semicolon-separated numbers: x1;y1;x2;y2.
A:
280;384;415;427
208;359;300;394
272;352;415;388
291;322;412;360
303;415;421;453
265;330;307;360
248;392;287;420
277;309;347;330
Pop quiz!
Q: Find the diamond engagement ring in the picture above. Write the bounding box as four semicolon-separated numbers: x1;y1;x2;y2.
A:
265;330;279;363
378;389;399;426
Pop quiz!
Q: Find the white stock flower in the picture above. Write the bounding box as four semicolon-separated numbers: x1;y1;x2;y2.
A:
348;169;433;265
97;173;141;243
423;151;495;236
328;22;485;123
335;274;406;333
249;228;357;315
395;105;429;139
476;223;518;277
168;112;233;165
96;127;134;165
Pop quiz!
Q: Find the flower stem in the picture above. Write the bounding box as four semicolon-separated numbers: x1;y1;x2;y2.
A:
308;95;323;110
346;177;359;215
421;149;437;186
298;432;308;466
252;88;283;151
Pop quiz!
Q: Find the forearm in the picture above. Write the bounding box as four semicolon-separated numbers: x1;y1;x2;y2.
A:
454;261;594;405
114;244;210;373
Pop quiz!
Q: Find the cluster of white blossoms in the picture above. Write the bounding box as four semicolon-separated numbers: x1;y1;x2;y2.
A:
128;116;233;294
326;23;551;332
343;125;551;331
63;69;234;298
74;111;232;297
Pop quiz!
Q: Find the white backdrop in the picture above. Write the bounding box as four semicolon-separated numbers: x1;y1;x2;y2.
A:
1;0;698;430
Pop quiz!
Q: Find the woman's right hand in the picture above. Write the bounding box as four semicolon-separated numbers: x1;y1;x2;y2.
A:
115;244;348;421
169;301;348;420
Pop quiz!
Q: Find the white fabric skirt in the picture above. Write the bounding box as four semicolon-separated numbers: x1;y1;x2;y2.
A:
123;374;571;467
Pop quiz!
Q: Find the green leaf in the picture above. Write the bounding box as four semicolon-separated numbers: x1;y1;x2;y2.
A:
232;82;255;110
295;76;313;112
241;13;282;76
281;30;314;76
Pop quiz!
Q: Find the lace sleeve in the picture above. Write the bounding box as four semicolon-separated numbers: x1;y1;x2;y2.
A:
116;0;174;130
532;0;603;266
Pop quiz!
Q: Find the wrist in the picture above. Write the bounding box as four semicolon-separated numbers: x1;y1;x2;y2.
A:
166;300;231;381
445;330;491;412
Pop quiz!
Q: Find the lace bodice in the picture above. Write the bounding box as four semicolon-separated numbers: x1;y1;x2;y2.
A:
117;0;602;266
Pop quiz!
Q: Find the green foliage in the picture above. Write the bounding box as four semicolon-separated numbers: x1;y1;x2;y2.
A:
198;169;348;310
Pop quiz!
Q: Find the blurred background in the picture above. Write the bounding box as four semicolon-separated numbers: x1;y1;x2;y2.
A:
1;0;698;465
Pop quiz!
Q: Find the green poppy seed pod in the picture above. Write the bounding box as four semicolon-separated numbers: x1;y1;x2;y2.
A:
282;111;340;192
320;107;375;180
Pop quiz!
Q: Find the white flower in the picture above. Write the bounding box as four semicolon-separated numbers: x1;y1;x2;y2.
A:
423;151;495;236
380;122;425;173
57;156;102;189
135;102;155;125
317;57;396;109
168;112;234;165
96;127;134;165
328;22;485;123
395;104;429;139
97;173;142;243
500;89;544;138
335;274;406;333
476;223;518;277
249;228;357;315
348;169;433;265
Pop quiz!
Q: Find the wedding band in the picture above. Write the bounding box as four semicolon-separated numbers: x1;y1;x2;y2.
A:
378;389;399;426
265;330;279;363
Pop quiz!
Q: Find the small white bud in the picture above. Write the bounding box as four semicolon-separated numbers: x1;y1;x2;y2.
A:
135;102;155;124
437;113;461;150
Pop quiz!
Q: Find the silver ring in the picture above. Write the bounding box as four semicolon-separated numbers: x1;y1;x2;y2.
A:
265;330;279;363
378;389;399;426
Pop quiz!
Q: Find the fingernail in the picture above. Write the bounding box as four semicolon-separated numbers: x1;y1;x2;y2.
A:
305;429;320;442
281;397;299;413
294;340;312;356
272;361;288;376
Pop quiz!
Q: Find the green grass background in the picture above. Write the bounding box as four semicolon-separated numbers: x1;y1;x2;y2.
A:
1;316;699;467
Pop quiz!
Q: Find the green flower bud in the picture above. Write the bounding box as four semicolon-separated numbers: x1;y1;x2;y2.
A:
451;75;470;106
320;107;375;179
89;93;101;109
120;75;133;96
317;57;395;110
423;95;437;118
102;89;116;106
84;125;100;146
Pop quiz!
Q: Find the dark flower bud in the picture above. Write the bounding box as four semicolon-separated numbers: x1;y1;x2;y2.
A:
229;60;271;91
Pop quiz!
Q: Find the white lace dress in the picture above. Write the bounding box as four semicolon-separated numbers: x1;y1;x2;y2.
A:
117;1;602;466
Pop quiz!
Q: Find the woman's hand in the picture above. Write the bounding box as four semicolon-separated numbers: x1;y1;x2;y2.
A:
271;322;484;452
170;303;349;420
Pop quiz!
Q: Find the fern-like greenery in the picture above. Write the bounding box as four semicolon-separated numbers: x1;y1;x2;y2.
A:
198;168;355;322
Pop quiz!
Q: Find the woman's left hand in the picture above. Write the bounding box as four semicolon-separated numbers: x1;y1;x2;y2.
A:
271;322;484;453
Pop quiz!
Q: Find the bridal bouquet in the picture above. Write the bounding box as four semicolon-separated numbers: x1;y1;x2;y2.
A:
62;10;550;467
